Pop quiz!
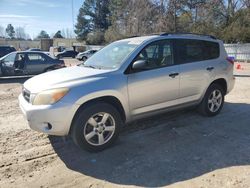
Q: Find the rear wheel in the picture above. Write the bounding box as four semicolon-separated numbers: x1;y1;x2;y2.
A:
71;103;122;152
198;84;225;116
45;68;54;72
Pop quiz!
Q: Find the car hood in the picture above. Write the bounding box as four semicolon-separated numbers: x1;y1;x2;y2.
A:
23;66;112;93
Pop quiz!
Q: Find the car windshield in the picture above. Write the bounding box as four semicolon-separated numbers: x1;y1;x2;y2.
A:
0;52;16;62
80;41;138;69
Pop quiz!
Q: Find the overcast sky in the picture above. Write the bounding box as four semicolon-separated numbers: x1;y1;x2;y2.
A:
0;0;83;38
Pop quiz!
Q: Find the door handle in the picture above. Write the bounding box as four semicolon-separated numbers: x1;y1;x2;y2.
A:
169;72;179;78
206;67;214;71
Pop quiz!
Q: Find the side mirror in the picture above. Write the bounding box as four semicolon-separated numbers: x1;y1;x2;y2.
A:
132;60;147;70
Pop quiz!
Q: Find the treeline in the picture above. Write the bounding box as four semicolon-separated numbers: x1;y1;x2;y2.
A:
0;24;74;40
75;0;250;44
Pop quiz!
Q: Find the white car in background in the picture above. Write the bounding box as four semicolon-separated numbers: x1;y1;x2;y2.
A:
76;49;98;61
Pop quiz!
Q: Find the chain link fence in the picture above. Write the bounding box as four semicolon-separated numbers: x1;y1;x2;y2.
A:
224;43;250;62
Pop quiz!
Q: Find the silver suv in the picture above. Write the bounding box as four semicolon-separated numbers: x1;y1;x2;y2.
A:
19;33;235;151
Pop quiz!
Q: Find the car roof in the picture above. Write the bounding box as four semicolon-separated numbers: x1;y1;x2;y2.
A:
16;51;50;56
17;51;43;53
117;33;220;45
118;35;158;45
0;45;15;48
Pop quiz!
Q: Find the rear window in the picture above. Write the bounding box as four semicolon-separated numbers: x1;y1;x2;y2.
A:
27;53;45;61
176;39;220;64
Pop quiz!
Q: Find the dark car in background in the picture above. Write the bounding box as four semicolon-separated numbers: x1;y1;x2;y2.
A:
0;51;65;76
56;50;78;59
0;46;16;58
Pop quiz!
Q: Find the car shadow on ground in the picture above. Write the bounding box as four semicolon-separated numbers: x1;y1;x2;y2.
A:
49;102;250;187
0;77;31;84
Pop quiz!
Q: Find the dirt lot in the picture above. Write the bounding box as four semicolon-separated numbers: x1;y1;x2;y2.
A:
0;63;250;187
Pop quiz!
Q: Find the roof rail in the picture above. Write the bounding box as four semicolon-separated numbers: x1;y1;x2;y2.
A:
160;32;217;40
126;35;139;39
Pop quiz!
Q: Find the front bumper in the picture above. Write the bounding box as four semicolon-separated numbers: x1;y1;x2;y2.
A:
19;94;79;136
76;55;83;60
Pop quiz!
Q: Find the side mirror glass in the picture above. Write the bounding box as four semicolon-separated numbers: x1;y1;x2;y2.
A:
132;60;147;70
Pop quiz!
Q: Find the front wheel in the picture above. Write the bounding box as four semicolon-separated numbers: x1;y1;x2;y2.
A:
71;103;123;152
81;56;87;61
45;68;54;72
198;84;225;116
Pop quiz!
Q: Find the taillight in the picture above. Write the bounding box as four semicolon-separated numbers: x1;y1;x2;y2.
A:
226;57;234;65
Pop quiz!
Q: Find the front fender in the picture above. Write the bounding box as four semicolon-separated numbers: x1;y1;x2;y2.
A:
74;90;130;121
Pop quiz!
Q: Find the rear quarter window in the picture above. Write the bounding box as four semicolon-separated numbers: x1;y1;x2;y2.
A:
27;53;46;61
176;39;220;64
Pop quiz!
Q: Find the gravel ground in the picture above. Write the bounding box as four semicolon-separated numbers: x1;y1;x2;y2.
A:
0;63;250;188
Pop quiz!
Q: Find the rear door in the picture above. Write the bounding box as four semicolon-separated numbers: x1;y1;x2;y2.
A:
26;53;47;74
176;39;220;103
127;39;180;116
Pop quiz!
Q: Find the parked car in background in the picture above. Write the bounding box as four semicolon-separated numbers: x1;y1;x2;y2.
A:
56;50;78;59
0;46;16;58
0;51;65;76
19;33;235;152
26;48;41;51
76;49;98;61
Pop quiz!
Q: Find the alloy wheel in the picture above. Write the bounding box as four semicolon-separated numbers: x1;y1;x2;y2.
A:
83;112;116;146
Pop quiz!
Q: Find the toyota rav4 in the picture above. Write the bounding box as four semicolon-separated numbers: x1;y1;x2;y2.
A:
19;33;235;151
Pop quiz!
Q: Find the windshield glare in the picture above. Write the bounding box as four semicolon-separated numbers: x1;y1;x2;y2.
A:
82;41;138;69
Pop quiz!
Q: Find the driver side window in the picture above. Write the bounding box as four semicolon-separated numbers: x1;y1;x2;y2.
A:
3;53;16;63
135;40;174;70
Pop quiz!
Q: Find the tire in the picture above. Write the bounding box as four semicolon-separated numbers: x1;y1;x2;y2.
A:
81;56;87;61
45;68;54;72
71;103;123;152
198;84;225;117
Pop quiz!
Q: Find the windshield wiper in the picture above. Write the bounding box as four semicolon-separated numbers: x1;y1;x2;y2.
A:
83;65;97;69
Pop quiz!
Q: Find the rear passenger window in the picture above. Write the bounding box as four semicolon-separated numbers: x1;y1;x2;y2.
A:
27;54;45;61
176;39;219;64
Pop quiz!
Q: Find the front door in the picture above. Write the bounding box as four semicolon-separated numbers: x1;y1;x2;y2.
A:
1;53;17;76
127;40;180;116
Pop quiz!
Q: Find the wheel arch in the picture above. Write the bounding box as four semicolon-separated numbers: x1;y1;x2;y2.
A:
81;56;87;60
69;95;127;135
209;78;227;95
44;65;55;72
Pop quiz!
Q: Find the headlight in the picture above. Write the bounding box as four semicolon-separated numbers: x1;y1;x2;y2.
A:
32;88;69;105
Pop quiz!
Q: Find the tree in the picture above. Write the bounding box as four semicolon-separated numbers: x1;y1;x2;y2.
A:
75;6;91;40
75;0;111;41
5;24;15;39
0;25;4;38
61;28;75;38
222;8;250;42
105;0;159;41
15;26;29;40
86;31;105;44
105;0;130;41
36;30;50;39
75;0;250;43
53;30;64;38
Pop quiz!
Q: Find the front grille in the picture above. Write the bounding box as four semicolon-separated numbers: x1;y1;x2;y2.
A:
22;88;30;103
